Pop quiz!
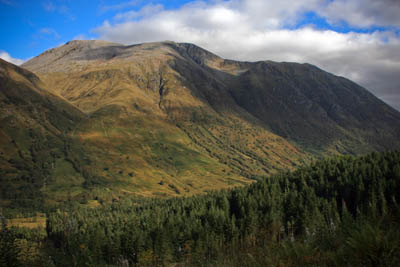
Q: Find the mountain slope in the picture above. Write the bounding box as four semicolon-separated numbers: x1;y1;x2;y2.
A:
15;41;307;202
11;40;400;207
223;61;400;153
0;59;259;210
0;59;85;208
161;43;400;154
22;39;400;164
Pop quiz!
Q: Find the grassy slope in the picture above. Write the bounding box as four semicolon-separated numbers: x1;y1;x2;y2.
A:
70;105;252;198
0;59;84;209
14;42;306;206
224;61;400;154
1;50;305;211
8;39;399;210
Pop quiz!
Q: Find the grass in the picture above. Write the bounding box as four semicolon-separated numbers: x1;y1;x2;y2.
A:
6;215;46;229
1;47;310;211
69;106;256;198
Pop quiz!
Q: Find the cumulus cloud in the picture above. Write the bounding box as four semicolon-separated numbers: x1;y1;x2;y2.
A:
320;0;400;28
93;0;400;110
0;51;25;65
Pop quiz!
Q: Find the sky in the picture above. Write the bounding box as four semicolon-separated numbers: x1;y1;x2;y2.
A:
1;0;399;110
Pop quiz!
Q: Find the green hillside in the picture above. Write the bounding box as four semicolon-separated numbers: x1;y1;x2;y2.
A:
1;40;400;212
0;59;84;210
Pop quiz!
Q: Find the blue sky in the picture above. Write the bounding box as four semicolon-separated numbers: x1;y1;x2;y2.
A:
0;0;194;59
1;0;400;110
1;0;397;60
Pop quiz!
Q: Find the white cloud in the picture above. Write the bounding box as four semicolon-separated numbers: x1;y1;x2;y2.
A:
93;0;400;110
320;0;400;28
0;51;25;65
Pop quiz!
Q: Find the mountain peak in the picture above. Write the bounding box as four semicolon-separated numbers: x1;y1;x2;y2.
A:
21;40;222;74
21;39;126;73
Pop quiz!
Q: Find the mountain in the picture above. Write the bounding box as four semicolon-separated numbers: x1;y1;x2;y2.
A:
23;40;400;152
1;40;399;209
0;58;84;208
224;61;400;154
0;42;304;208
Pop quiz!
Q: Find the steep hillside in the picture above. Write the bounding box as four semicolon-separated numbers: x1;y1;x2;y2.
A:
0;58;261;210
0;43;307;211
223;61;400;154
162;43;400;154
25;40;399;156
9;39;399;208
0;59;84;209
21;41;307;192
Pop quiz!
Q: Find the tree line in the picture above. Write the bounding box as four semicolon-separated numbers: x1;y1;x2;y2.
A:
2;150;400;266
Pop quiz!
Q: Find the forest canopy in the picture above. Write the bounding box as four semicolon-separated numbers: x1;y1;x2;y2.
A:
2;150;400;266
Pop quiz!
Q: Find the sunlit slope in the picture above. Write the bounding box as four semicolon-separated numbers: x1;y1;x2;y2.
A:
17;39;400;204
22;40;306;174
68;104;256;198
3;41;303;205
0;58;253;208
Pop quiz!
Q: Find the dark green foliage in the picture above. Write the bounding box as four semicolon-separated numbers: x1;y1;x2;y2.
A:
42;150;400;266
0;229;20;267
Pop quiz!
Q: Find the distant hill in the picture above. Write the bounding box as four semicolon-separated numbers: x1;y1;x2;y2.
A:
1;40;399;209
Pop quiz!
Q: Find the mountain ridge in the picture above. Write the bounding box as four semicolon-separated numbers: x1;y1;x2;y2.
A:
21;40;400;154
1;40;398;208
